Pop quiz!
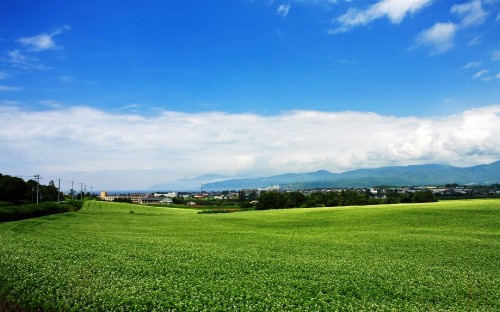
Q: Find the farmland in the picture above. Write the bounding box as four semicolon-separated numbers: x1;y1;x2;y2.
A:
1;200;499;311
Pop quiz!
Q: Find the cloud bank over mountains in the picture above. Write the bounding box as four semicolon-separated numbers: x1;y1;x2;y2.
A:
1;105;500;189
2;1;500;190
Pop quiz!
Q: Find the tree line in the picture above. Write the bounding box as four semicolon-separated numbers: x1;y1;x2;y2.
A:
0;173;84;222
0;173;63;204
254;189;436;210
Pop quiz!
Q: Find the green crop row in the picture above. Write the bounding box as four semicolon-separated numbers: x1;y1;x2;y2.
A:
1;199;499;310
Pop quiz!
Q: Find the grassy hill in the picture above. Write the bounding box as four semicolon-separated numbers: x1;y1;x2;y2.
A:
1;200;499;310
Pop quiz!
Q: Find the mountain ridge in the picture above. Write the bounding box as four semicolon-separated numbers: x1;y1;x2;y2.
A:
201;161;500;190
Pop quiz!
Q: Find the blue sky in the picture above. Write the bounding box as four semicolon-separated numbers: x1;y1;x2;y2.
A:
1;0;500;190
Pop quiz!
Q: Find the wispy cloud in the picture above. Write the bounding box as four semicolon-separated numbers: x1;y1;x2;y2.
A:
58;76;74;83
277;4;291;17
0;85;22;91
472;69;489;79
1;105;500;189
6;49;48;70
467;36;482;46
0;100;20;107
0;71;9;80
414;0;489;55
464;62;481;69
413;22;457;55
39;100;64;108
330;0;433;34
4;26;70;70
451;0;487;28
18;25;70;51
493;51;500;61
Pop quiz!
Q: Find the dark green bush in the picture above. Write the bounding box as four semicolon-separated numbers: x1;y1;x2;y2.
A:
413;189;437;203
0;201;83;222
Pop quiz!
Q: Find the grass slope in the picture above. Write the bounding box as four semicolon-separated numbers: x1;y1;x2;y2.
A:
0;200;499;311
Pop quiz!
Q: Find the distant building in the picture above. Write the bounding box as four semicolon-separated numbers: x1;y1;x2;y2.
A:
99;192;144;204
139;196;173;205
153;192;177;198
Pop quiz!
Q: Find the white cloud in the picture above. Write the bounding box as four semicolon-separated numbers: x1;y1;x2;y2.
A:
493;50;500;61
5;26;69;70
1;105;500;190
18;25;70;51
121;103;142;110
473;69;489;79
6;50;47;70
413;22;457;54
7;50;30;66
19;34;57;51
277;4;291;17
330;0;433;33
0;85;21;91
467;36;482;46
0;71;9;80
39;100;64;108
451;0;487;27
0;100;20;106
464;62;481;68
58;76;74;83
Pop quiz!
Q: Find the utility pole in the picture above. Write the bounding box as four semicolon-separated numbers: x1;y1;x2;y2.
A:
58;178;61;203
70;181;74;200
80;183;84;201
34;174;40;205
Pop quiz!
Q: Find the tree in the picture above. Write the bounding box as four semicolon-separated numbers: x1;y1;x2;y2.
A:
39;180;59;202
413;190;436;203
303;192;326;208
256;191;286;210
238;190;246;202
284;191;305;208
400;194;413;203
385;189;399;204
0;175;30;203
247;190;258;201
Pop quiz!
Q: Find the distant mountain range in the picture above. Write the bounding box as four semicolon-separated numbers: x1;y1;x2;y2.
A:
200;161;500;190
149;174;229;191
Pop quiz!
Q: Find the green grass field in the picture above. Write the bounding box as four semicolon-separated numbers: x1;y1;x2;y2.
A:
1;199;499;311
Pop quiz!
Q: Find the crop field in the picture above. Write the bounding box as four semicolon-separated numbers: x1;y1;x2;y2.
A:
0;199;499;311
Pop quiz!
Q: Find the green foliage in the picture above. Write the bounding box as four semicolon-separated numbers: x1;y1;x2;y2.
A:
259;190;381;210
239;201;255;208
256;191;306;210
413;190;437;203
257;189;439;210
0;174;64;204
0;201;83;222
113;198;132;203
0;200;499;310
256;191;287;209
0;174;30;203
238;190;246;201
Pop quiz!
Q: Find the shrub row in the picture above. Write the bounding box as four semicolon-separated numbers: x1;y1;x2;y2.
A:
0;201;83;222
256;189;437;210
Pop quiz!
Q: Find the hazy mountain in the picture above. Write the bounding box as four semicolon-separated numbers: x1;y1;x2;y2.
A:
149;174;231;191
201;161;500;190
198;170;337;190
